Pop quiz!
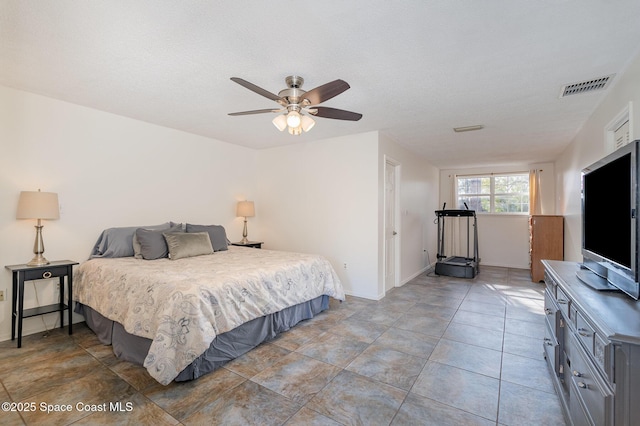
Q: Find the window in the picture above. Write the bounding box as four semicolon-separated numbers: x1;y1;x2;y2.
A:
456;173;529;214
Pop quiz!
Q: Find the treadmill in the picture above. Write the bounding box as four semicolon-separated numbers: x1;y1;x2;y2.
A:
434;204;480;278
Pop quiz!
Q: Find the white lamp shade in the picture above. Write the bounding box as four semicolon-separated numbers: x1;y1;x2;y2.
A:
301;115;316;132
272;114;287;131
16;191;60;220
236;200;255;217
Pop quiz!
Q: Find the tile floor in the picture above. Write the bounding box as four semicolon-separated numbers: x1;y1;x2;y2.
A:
0;266;566;425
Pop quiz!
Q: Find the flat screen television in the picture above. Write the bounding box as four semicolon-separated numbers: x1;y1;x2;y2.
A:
579;139;639;299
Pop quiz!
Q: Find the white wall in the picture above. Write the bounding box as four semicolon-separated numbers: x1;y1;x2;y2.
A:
0;85;258;342
0;86;444;342
256;132;380;299
256;131;440;300
556;49;640;262
438;163;556;269
378;133;440;286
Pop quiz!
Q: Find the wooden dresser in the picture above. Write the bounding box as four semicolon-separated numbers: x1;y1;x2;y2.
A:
530;215;564;282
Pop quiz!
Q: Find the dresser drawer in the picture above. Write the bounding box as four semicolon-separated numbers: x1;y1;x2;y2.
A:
544;319;561;376
544;288;559;334
576;311;595;355
569;379;600;426
567;333;613;426
570;304;579;329
22;265;69;281
544;271;557;297
556;286;570;319
575;310;610;380
593;333;610;380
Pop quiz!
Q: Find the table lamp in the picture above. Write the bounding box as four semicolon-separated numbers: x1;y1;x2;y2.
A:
236;201;255;244
16;190;60;266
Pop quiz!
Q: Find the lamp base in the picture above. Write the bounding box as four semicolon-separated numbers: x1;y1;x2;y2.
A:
27;223;49;266
241;218;249;244
27;254;50;266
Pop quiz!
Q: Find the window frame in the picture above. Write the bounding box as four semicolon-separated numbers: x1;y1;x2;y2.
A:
455;172;530;215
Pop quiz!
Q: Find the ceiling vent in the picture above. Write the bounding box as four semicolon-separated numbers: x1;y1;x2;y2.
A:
453;125;484;133
559;74;615;98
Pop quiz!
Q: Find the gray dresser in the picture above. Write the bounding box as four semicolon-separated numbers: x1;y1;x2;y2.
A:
543;260;640;425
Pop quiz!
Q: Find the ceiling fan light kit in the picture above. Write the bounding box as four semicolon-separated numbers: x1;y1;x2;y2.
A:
229;75;362;135
271;110;315;133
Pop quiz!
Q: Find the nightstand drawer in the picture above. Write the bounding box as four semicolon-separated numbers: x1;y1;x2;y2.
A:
22;265;69;281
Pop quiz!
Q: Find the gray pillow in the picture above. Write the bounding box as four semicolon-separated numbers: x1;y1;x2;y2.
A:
90;223;170;258
185;224;228;251
164;232;214;260
135;224;182;260
133;223;178;258
169;221;185;231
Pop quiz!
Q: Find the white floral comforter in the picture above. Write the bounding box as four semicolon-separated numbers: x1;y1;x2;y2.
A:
74;246;345;385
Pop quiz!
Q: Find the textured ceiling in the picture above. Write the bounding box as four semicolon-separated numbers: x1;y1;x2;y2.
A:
2;1;640;168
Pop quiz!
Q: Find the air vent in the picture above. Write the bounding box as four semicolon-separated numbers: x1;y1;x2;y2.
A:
559;74;615;98
453;125;484;133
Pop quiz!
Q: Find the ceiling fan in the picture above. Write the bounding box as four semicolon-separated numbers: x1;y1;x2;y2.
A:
228;75;362;135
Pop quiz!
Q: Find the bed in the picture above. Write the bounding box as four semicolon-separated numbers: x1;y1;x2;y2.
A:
73;223;345;385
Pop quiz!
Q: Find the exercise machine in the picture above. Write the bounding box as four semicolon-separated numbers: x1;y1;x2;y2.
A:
434;203;480;278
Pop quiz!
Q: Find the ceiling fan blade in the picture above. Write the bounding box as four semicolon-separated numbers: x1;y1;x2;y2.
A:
230;77;282;102
312;107;362;121
300;79;350;105
228;108;280;116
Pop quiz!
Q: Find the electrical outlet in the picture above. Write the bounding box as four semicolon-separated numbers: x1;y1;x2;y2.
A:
343;263;347;269
0;290;4;301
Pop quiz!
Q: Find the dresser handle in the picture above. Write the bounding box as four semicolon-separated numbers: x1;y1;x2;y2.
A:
557;299;568;304
577;381;588;389
544;338;553;346
572;370;582;377
42;271;52;279
545;308;553;315
578;328;591;337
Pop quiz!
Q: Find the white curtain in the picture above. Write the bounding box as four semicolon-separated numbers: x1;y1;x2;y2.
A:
529;169;542;215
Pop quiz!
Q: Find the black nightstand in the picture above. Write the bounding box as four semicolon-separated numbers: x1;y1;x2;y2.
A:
231;241;263;249
4;260;78;348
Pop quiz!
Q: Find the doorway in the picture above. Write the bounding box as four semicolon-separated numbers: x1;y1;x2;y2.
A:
384;157;400;292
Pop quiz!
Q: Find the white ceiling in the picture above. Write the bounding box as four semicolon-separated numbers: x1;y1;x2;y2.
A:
2;1;640;168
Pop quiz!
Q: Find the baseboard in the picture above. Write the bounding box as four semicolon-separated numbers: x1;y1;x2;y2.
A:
0;312;85;343
399;265;431;286
481;262;529;270
343;290;383;301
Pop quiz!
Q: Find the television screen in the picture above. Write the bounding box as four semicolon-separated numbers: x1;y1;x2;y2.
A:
583;152;632;269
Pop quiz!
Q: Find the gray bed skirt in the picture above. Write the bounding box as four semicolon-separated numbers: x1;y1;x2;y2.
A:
75;295;329;382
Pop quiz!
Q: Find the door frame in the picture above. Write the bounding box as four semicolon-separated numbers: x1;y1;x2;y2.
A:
384;156;401;293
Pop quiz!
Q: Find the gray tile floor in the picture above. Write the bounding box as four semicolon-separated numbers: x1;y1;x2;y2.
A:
0;266;567;425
